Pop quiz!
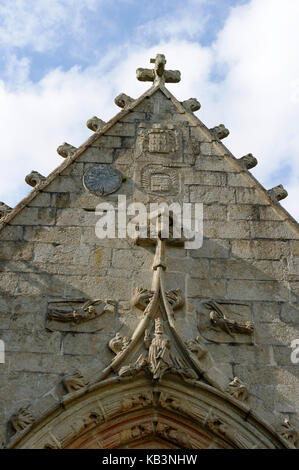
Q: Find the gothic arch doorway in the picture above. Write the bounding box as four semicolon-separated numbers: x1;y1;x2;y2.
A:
8;375;288;449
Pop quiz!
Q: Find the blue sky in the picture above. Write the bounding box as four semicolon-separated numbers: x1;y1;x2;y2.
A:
0;0;298;219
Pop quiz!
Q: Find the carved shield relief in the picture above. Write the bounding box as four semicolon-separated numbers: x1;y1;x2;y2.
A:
141;165;180;196
135;123;183;163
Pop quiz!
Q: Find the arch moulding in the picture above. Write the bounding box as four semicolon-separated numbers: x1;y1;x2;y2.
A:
7;374;289;449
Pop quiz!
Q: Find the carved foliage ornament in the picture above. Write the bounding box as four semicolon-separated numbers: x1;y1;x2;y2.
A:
132;287;184;312
11;408;35;433
62;370;88;394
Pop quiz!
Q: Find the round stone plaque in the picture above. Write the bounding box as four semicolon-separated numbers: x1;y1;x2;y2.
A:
83;164;122;196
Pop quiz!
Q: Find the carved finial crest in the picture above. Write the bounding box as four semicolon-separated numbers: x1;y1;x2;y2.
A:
136;54;181;85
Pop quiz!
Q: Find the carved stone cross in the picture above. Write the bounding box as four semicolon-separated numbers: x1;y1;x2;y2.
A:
136;54;181;85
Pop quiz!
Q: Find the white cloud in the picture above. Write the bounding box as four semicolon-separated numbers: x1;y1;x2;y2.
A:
0;0;100;52
0;0;298;221
136;0;210;42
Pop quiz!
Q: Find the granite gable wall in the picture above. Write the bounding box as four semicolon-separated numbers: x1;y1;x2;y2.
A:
0;88;298;447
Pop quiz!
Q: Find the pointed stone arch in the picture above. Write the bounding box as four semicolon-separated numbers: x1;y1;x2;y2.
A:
8;374;289;449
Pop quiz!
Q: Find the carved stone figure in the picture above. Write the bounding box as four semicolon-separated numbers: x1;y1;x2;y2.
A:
11;408;35;433
0;202;12;219
156;422;191;448
186;336;208;360
181;98;201;112
280;418;299;448
211;124;230;140
206;415;231;442
144;329;151;349
47;299;115;324
120;423;153;444
268;184;288;202
86;116;106;131
118;353;147;378
109;332;130;355
121;392;153;412
114;93;135;109
159;392;187;415
148;318;173;380
227;377;249;402
25;171;46;187
56;142;77;158
238;153;258;170
205;300;254;337
62;370;87;394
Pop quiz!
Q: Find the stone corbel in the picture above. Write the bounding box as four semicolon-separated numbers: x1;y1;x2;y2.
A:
210;124;230;140
267;184;288;202
114;93;135;109
25;171;46;187
181;98;201;113
86;116;106;132
237;153;258;170
57;142;77;158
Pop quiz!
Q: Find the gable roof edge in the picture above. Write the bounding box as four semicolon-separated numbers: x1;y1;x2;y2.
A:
160;84;299;236
0;84;159;232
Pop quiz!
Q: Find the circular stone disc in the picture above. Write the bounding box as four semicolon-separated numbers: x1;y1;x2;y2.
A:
83;164;122;196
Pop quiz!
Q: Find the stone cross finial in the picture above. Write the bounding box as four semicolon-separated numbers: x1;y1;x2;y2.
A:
136;54;181;85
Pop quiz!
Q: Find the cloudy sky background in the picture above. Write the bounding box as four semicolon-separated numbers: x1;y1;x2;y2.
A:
0;0;298;219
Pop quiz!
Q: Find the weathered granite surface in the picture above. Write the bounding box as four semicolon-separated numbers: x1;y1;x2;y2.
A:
0;57;298;449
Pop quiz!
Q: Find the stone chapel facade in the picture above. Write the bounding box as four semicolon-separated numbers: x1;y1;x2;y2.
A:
0;54;298;449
